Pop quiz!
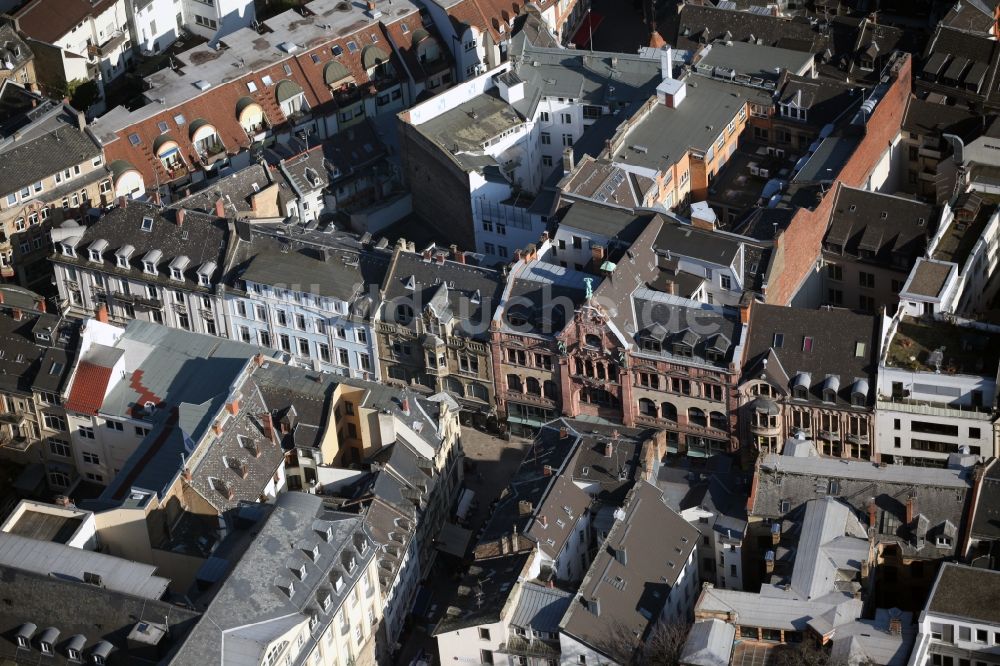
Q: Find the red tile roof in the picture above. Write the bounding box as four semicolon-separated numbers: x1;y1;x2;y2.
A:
64;361;113;416
104;22;411;189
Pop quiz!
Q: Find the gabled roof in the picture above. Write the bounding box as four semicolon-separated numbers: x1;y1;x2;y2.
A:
169;493;375;664
380;247;503;338
560;481;699;656
742;304;878;406
751;453;972;559
824;185;933;263
669;4;824;53
64;360;114;416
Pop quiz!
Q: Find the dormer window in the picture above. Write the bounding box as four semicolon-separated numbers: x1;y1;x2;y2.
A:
117;255;129;268
169;255;190;281
87;239;107;264
61;243;76;257
793;385;808;400
823;388;836;403
143;262;155;274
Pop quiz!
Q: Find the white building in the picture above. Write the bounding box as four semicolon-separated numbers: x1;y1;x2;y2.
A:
50;203;231;337
876;310;999;465
15;0;132;103
908;563;1000;666
229;244;382;381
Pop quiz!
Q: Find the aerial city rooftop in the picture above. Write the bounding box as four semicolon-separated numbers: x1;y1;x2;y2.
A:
0;0;998;664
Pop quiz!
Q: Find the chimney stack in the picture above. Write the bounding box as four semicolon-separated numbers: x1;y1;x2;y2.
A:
454;250;466;264
0;290;4;305
559;426;568;439
592;244;605;265
262;413;275;441
177;208;185;226
905;494;915;524
562;146;575;175
401;396;410;415
96;304;109;323
215;197;226;218
889;617;902;636
35;298;45;313
182;468;192;482
422;248;432;261
868;500;877;528
435;253;444;265
118;195;127;209
227;397;240;415
213;421;223;436
604;441;613;458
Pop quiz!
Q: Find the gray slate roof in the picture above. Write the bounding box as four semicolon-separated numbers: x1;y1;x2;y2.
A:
0;564;198;665
742;303;878;407
926;563;1000;625
752;453;972;559
380;249;503;338
560;481;699;656
0;310;76;397
55;201;229;291
169;493;375;665
0;107;102;197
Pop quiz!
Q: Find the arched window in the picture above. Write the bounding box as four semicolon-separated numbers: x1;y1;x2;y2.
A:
507;374;522;392
526;377;541;395
638;398;657;417
710;411;727;430
543;380;557;399
585;334;601;348
395;303;414;324
688;407;707;427
661;402;678;422
468;383;489;401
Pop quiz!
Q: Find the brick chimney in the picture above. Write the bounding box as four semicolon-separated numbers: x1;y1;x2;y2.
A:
513;249;523;262
435;253;444;265
422;248;432;261
539;514;547;527
177;208;185;226
118;195;127;209
905;494;915;524
261;413;275;441
889;617;902;636
35;298;45;313
227;397;240;415
0;290;4;305
524;244;538;262
592;244;605;265
214;197;225;218
559;426;568;439
868;500;877;528
96;304;109;323
182;468;192;481
401;396;410;415
454;250;466;264
212;421;223;436
540;231;550;244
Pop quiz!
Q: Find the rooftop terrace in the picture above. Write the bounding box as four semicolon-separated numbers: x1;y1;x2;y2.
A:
933;196;998;267
886;316;1000;376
